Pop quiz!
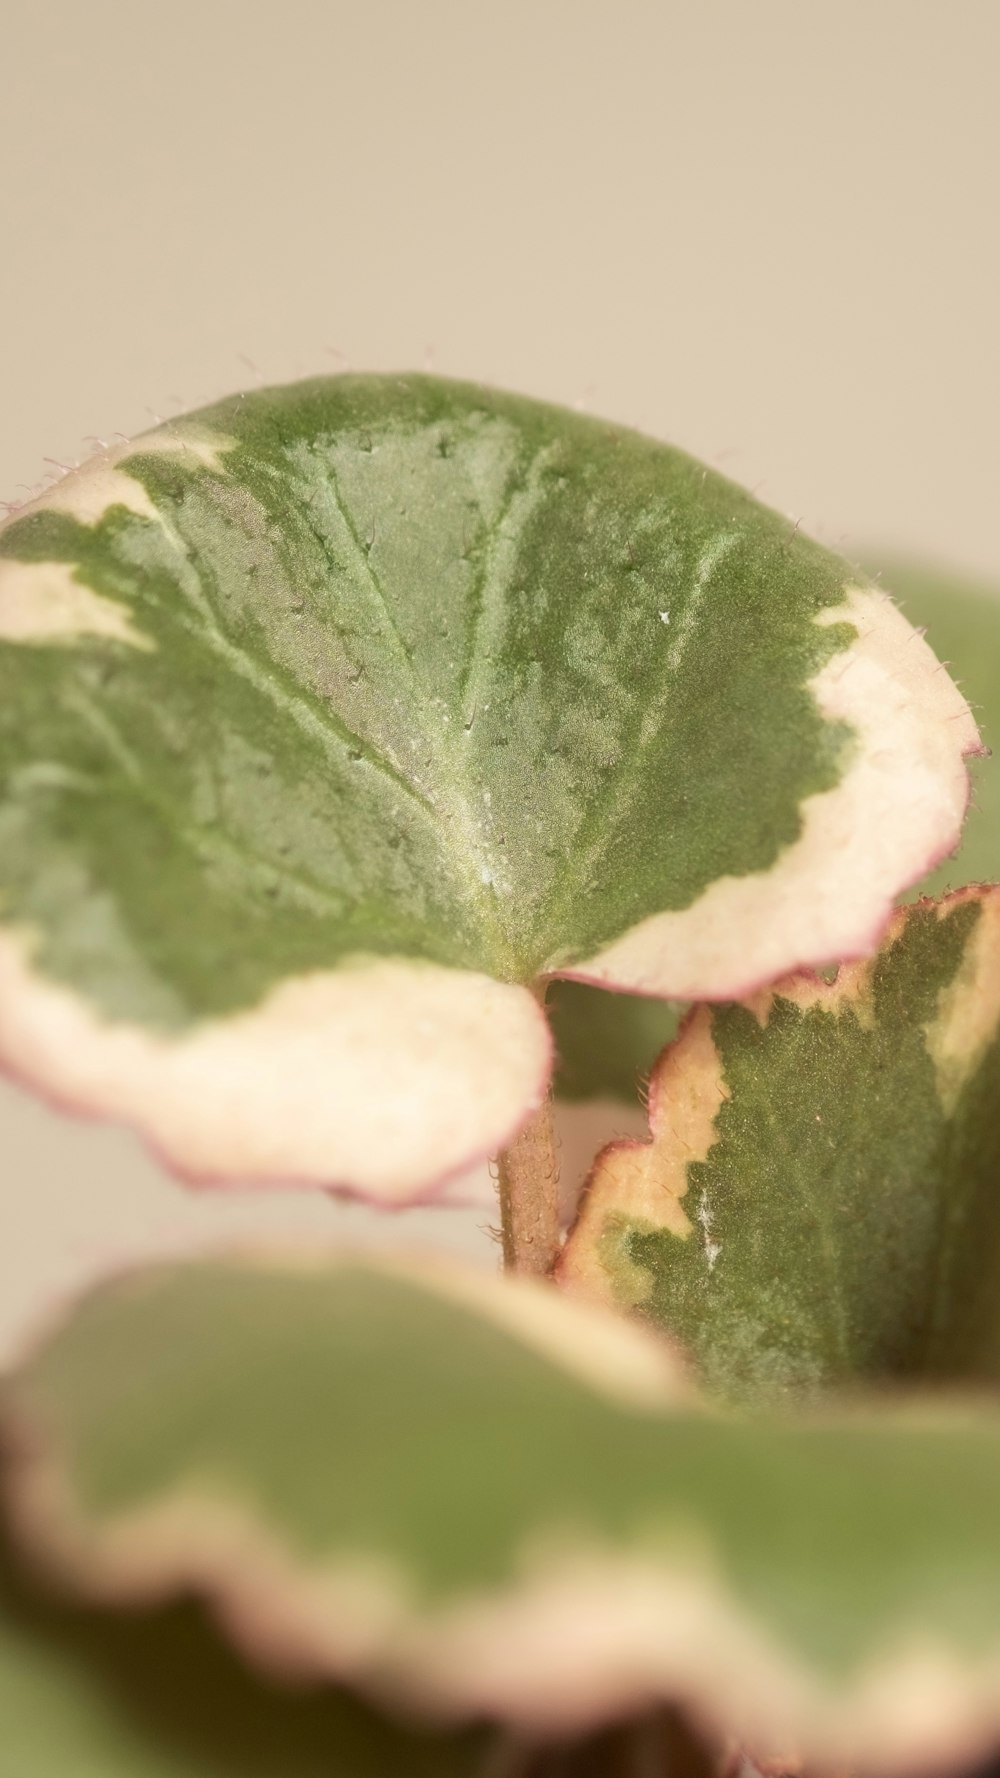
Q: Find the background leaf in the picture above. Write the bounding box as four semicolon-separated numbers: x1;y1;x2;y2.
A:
560;890;1000;1406
881;561;1000;895
549;980;681;1104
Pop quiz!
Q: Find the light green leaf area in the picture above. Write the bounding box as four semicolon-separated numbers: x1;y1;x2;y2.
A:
0;1535;489;1777
561;890;1000;1407
0;377;979;1198
9;1254;1000;1770
883;561;1000;896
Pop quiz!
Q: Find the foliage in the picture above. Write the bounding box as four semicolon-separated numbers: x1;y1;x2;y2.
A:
1;377;999;1773
561;890;1000;1406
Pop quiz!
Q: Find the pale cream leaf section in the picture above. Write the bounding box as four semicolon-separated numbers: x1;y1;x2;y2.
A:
0;936;552;1202
0;558;153;649
3;425;235;528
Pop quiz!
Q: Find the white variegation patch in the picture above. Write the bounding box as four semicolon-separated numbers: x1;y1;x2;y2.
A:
11;458;161;526
0;558;153;649
563;587;982;1000
0;935;551;1202
3;423;234;530
137;427;234;475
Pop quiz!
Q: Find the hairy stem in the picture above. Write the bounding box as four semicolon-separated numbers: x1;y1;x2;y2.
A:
497;1080;560;1277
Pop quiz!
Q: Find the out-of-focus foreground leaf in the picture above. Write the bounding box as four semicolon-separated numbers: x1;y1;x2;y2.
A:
7;1253;1000;1775
0;1528;491;1777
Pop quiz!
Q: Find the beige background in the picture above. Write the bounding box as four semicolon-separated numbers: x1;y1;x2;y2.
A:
1;0;998;1357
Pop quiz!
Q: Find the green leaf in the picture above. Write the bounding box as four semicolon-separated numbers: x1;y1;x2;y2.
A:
0;377;979;1201
560;889;1000;1407
8;1252;1000;1775
878;561;1000;896
548;561;1000;1109
549;979;681;1103
0;1526;491;1776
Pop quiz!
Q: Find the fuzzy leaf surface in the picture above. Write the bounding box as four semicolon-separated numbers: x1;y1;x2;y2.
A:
561;890;1000;1406
0;375;978;1199
8;1253;1000;1774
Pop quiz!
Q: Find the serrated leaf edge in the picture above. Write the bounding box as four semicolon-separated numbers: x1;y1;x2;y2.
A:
558;886;1000;1314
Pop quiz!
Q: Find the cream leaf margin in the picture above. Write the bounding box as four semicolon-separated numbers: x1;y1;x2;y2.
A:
561;588;981;999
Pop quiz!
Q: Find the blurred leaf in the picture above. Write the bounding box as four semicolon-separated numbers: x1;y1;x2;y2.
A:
0;1528;491;1776
549;979;681;1103
8;1252;1000;1773
881;560;1000;896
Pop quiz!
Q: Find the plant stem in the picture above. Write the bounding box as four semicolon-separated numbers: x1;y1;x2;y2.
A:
497;1086;560;1278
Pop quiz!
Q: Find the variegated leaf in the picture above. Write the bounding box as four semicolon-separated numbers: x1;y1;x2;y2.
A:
7;1252;1000;1776
550;559;1000;1109
560;889;1000;1405
0;376;978;1200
